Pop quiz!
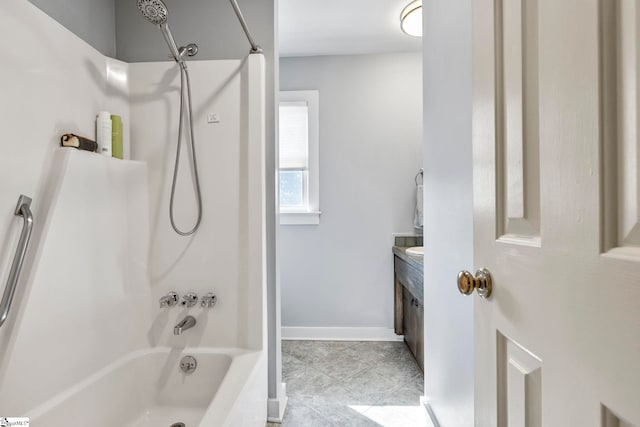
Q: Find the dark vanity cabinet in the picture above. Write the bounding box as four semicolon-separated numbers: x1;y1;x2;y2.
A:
393;248;424;371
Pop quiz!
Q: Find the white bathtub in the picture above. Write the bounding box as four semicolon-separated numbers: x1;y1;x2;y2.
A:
26;347;266;427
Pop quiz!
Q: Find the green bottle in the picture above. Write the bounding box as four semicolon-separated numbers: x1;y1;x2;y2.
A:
111;115;123;159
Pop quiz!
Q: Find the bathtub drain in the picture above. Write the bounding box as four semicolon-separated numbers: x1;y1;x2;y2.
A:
170;423;185;427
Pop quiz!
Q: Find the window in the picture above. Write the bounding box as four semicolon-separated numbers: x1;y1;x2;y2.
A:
279;90;320;225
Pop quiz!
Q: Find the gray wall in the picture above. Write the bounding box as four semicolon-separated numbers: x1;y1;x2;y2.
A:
29;0;116;57
114;0;271;62
422;0;474;425
279;53;423;330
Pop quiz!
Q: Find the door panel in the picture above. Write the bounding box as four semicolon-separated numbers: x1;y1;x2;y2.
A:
497;332;542;427
602;406;636;427
473;0;640;426
602;0;640;254
496;0;541;242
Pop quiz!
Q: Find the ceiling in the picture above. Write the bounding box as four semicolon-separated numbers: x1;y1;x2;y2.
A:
278;0;422;58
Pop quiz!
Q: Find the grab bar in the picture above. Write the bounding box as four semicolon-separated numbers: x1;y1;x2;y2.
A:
0;195;34;328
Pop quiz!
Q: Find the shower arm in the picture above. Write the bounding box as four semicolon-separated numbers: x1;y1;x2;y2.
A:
228;0;262;53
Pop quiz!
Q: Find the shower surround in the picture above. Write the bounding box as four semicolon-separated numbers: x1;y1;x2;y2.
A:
0;1;267;425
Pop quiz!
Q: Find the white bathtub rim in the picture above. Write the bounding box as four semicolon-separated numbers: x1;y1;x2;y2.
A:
198;350;265;427
27;346;258;421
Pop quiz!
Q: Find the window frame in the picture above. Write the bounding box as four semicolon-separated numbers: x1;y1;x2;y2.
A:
278;90;321;225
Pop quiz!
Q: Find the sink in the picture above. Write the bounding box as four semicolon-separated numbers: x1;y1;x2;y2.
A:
406;246;424;256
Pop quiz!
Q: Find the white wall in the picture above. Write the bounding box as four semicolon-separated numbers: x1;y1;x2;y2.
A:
422;0;474;425
279;53;422;334
26;0;283;409
0;0;140;414
0;1;267;415
128;57;267;351
0;150;150;415
114;0;282;402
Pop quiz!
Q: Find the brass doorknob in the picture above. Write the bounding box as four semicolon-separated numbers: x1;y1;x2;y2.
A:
457;268;493;299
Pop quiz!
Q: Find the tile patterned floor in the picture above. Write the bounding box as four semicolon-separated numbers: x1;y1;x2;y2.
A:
267;341;434;427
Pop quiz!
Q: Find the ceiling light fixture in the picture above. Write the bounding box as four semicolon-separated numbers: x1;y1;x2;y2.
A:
400;0;422;37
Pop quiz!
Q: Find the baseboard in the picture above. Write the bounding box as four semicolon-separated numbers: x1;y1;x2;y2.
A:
267;382;288;423
421;398;441;427
281;327;403;342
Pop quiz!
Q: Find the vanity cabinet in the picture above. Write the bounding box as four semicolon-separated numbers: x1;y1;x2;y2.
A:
402;286;424;370
393;249;424;371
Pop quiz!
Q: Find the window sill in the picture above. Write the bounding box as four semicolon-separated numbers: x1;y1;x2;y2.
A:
280;211;321;225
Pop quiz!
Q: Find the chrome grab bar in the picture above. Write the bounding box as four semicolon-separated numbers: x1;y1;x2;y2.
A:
0;195;34;328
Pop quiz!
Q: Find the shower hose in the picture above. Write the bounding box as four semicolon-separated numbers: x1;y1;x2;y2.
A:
169;62;203;236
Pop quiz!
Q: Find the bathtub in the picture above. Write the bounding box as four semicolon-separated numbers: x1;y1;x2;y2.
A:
26;347;266;427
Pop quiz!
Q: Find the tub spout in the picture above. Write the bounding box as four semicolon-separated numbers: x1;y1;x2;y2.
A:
174;315;196;335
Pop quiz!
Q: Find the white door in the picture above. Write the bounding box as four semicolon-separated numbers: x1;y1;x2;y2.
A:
472;0;640;426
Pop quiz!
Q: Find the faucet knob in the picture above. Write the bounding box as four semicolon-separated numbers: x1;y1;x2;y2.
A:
201;293;217;308
181;292;198;307
160;291;179;308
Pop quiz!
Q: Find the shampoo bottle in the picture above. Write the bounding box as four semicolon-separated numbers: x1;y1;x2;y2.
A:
111;114;123;159
97;111;112;157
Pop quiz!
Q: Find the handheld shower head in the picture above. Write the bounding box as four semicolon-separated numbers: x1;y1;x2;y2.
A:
137;0;168;25
137;0;185;64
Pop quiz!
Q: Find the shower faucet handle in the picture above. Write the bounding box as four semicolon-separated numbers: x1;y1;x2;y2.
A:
181;292;198;307
201;293;217;308
159;292;179;308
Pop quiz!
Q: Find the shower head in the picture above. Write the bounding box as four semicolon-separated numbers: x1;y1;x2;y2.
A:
137;0;168;26
137;0;187;64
